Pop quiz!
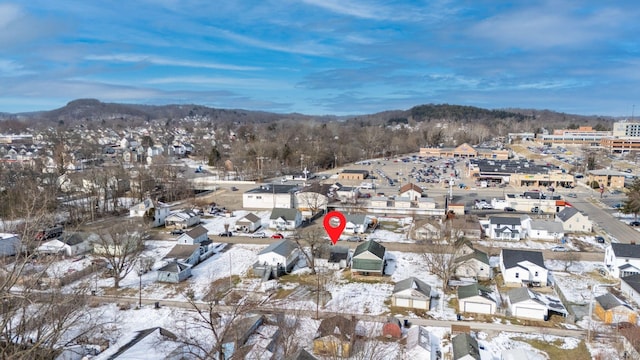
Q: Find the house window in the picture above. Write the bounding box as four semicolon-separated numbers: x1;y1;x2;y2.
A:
534;271;539;277
515;273;519;278
256;196;262;199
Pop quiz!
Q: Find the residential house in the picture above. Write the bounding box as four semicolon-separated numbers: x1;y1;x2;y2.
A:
222;315;265;359
485;216;529;241
243;184;299;209
621;274;640;307
129;198;170;228
91;232;143;257
269;208;302;231
164;210;200;229
313;315;356;358
106;327;181;359
448;216;483;239
391;277;432;310
507;287;548;321
604;243;640;278
235;213;262;233
316;245;350;270
527;220;565;241
352;240;386;276
344;214;370;234
500;249;548;287
0;233;20;256
413;219;442;242
335;186;359;203
256;239;300;273
594;292;637;324
451;333;480;360
163;244;201;266
177;225;209;245
156;262;192;283
399;183;423;201
555;207;592;233
458;283;497;315
454;249;493;281
36;233;90;257
287;348;319;360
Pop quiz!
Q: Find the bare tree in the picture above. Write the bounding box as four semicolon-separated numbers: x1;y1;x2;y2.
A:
293;227;328;275
91;219;147;288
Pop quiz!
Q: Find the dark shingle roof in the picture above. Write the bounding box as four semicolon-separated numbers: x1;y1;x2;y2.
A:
270;208;300;220
239;213;261;223
328;246;349;263
501;249;545;269
245;184;299;194
316;315;355;341
452;333;480;360
393;277;431;296
507;287;539;304
595;292;631;311
457;283;494;301
158;262;191;273
353;240;386;259
163;244;200;259
489;216;522;225
611;243;640;259
556;207;579;222
455;249;490;266
186;225;208;239
621;274;640;294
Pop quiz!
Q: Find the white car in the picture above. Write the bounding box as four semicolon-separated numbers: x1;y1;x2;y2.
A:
551;246;568;252
250;231;266;238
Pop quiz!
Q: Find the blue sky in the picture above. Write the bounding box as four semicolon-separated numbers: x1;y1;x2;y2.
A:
0;1;638;116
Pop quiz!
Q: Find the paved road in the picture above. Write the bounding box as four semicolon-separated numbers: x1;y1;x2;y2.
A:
569;196;640;244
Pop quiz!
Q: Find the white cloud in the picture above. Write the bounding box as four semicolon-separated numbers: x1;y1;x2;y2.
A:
85;54;261;71
300;0;389;20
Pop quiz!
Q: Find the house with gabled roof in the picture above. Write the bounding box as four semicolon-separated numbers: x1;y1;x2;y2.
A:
269;208;302;230
485;216;529;241
391;277;432;310
458;283;497;315
36;233;90;257
156;262;192;283
351;240;386;276
555;207;592;233
243;184;299;209
129;198;170;228
344;214;370;234
164;209;200;229
176;224;209;245
312;315;356;358
257;239;300;272
454;249;492;281
500;249;548;287
451;333;480;360
594;292;637;324
399;183;423;201
163;244;200;266
106;327;181;359
604;243;640;278
621;274;640;307
527;220;565;241
235;213;262;233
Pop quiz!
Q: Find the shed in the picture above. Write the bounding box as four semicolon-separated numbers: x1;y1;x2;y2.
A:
235;213;262;233
382;317;402;339
595;292;637;324
156;262;191;283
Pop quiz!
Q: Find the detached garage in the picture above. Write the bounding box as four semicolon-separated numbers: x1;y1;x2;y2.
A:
508;287;548;321
392;277;432;310
458;283;497;315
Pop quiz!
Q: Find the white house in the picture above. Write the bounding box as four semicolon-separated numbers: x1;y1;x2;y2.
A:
163;244;201;267
620;274;640;307
344;214;370;234
604;243;640;278
485;216;529;241
0;233;21;256
335;186;359;203
243;184;299;209
268;208;302;231
129;198;170;228
500;249;548;287
555;207;592;233
454;249;493;281
36;233;90;257
527;220;565;241
164;210;200;229
256;239;300;272
507;287;548;321
391;277;432;310
295;184;330;218
458;283;497;315
176;225;209;245
399;183;423;201
235;213;262;233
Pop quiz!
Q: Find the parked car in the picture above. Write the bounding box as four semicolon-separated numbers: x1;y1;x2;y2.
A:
346;236;361;242
595;235;606;243
504;207;516;212
170;229;184;235
250;231;266;238
271;233;284;239
218;231;233;237
551;246;568;252
230;186;238;191
630;221;640;227
567;193;577;198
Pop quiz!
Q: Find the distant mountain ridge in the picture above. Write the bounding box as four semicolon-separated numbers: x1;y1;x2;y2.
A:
0;98;614;126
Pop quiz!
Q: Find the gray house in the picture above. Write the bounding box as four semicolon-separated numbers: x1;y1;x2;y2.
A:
177;225;209;245
157;262;192;283
163;244;201;266
0;233;20;256
454;249;493;281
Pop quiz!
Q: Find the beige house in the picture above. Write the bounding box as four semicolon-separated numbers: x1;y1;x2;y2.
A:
399;183;423;201
555;207;592;233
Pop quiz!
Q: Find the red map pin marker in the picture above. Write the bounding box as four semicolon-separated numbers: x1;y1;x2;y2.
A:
323;211;346;245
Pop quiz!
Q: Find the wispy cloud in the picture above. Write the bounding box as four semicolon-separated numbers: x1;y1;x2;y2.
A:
85;54;261;71
300;0;391;20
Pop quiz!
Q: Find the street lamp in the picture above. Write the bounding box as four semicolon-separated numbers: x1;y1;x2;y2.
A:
587;283;616;341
